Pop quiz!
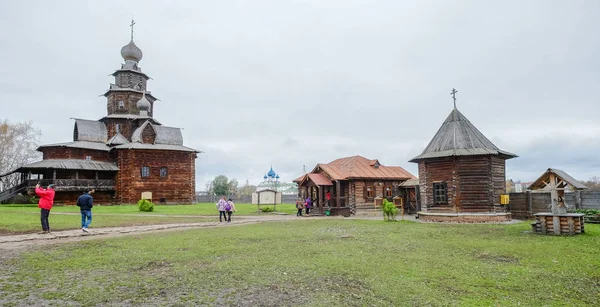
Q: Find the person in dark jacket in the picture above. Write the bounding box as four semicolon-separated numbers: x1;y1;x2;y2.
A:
36;183;56;234
76;189;95;233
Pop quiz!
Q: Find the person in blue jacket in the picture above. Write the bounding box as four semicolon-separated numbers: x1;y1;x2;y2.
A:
76;189;95;233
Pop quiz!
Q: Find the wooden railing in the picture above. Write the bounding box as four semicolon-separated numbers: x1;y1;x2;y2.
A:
25;179;115;191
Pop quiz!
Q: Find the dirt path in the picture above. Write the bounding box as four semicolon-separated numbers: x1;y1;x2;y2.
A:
0;214;317;251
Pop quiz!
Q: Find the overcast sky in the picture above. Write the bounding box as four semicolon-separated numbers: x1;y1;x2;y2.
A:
1;0;599;189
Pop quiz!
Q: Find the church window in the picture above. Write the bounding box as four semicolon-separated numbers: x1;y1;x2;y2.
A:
118;101;125;109
433;182;448;204
115;124;121;133
160;167;168;178
85;156;92;161
141;166;150;178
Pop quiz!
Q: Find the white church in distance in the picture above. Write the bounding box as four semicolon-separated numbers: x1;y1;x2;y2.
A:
256;166;298;196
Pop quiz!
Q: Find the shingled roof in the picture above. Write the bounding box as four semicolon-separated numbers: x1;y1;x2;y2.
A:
73;119;107;143
315;156;415;180
410;108;517;162
131;121;184;145
528;168;587;190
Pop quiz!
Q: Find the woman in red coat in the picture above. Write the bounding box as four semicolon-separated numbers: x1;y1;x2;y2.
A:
35;183;55;234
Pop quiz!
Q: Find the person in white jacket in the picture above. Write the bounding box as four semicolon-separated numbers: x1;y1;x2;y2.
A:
216;196;228;222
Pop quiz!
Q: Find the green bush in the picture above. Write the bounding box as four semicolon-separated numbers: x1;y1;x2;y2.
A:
575;209;600;216
137;199;155;212
260;206;274;212
29;196;39;204
382;199;398;221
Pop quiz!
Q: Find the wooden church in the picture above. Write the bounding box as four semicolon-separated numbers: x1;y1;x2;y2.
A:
0;24;200;204
410;90;516;221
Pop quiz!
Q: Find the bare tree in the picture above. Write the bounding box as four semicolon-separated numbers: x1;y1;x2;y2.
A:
228;178;239;196
0;120;42;190
204;180;213;194
581;176;600;191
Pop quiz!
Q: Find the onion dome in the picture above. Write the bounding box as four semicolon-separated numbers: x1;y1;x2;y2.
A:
120;40;143;62
275;174;280;180
263;174;268;180
136;93;151;111
267;167;276;177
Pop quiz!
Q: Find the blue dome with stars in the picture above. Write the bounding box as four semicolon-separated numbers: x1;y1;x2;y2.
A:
267;167;276;178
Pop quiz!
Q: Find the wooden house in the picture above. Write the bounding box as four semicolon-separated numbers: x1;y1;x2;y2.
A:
294;156;415;215
409;105;517;219
0;29;200;204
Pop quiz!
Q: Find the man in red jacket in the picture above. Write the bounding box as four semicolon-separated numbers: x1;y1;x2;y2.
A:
35;183;56;234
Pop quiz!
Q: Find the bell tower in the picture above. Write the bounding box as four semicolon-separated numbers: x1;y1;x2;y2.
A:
103;20;157;117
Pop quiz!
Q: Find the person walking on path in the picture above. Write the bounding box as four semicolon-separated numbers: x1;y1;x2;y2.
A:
296;198;305;217
35;183;56;234
76;189;95;233
225;198;237;223
216;196;228;222
305;196;312;215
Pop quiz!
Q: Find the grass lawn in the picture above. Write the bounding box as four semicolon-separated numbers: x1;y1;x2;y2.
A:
0;212;214;235
1;220;599;306
0;203;296;215
0;203;296;234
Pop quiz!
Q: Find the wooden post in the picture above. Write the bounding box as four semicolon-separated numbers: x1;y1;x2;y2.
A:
319;185;324;215
526;190;532;217
336;180;341;208
415;185;421;212
575;190;581;209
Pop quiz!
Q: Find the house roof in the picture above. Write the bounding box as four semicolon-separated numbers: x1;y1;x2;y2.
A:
153;125;184;145
130;121;184;146
316;156;415;180
410;108;517;162
102;88;158;101
100;114;161;125
399;178;420;187
528;168;587;190
38;141;111;152
113;142;200;153
16;159;119;172
73;119;107;143
300;173;333;186
106;133;129;146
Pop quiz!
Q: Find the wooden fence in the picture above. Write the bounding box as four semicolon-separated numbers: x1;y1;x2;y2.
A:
509;191;600;219
196;194;297;204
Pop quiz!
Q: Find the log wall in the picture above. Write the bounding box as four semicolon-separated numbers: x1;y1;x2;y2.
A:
41;147;111;162
116;149;196;204
418;156;508;213
52;191;116;205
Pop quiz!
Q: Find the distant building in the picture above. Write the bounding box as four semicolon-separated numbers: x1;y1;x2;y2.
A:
256;166;298;196
294;155;416;215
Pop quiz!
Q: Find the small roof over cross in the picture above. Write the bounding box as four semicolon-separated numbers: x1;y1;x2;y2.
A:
450;88;458;108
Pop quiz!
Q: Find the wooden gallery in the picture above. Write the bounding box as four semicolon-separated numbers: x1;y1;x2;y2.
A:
0;32;200;204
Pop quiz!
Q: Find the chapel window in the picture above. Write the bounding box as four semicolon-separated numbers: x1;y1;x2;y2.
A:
433;182;448;204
